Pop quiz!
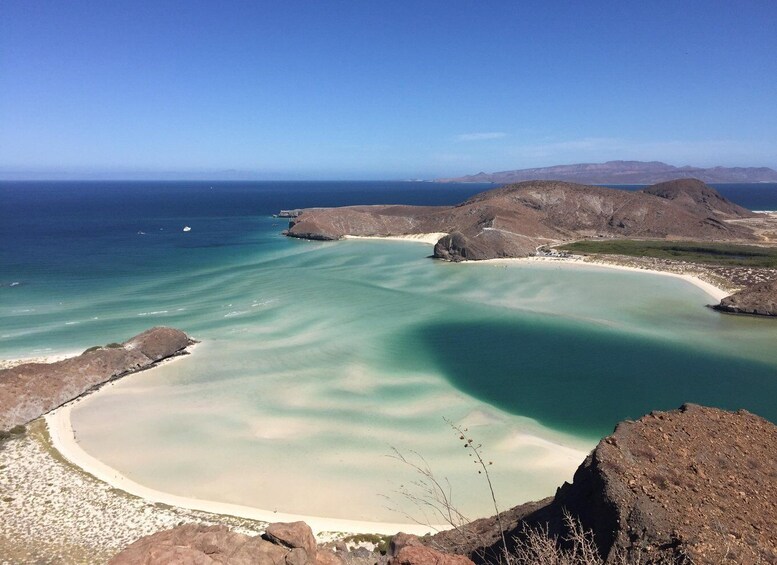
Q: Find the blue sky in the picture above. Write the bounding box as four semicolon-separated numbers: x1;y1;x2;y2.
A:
1;1;776;179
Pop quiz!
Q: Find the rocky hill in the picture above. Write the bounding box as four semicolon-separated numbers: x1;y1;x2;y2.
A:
0;327;193;431
428;404;776;564
286;179;758;261
436;160;777;184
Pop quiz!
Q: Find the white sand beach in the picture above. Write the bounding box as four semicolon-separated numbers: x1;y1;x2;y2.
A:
471;256;730;302
44;370;443;537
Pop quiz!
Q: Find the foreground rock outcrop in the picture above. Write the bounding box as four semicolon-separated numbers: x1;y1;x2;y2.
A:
285;179;758;261
0;327;193;431
715;278;777;316
109;521;344;565
430;404;777;564
111;520;472;565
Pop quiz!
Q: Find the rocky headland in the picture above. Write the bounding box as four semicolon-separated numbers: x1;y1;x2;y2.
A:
285;179;757;261
0;326;193;432
713;278;777;316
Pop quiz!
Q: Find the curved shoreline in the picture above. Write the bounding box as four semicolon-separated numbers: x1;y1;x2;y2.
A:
470;256;729;302
43;355;442;537
337;233;730;302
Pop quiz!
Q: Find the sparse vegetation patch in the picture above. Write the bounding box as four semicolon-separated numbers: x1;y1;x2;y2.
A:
559;239;777;267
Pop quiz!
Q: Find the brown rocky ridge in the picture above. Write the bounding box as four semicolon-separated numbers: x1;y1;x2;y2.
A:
436;160;777;184
285;179;758;262
0;326;193;431
427;404;777;564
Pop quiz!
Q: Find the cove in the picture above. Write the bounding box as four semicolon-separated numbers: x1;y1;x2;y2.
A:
403;316;777;439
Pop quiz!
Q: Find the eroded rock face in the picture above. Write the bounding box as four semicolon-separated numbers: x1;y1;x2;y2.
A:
715;278;777;317
110;522;343;565
465;404;777;564
0;326;193;431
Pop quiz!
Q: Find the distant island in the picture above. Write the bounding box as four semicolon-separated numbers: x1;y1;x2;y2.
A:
436;160;777;184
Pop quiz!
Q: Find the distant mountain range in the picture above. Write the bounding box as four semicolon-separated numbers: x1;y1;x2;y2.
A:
436;160;777;184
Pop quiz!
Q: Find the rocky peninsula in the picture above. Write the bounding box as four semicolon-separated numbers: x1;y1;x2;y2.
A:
286;179;757;259
0;326;193;432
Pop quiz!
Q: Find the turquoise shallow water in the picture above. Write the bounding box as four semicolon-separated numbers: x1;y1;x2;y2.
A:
3;181;777;523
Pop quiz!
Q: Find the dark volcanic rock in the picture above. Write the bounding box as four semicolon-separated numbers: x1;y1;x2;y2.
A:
286;179;759;262
452;404;777;564
0;326;193;431
715;278;777;316
433;230;538;262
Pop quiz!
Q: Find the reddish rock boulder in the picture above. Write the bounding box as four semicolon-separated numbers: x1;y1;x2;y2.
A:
265;521;317;559
388;532;424;557
110;522;344;565
389;545;475;565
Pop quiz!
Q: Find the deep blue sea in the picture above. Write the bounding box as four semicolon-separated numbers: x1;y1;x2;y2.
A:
2;180;777;522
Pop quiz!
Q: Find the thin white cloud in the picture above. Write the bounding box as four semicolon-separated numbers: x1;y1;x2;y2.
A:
457;132;508;142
